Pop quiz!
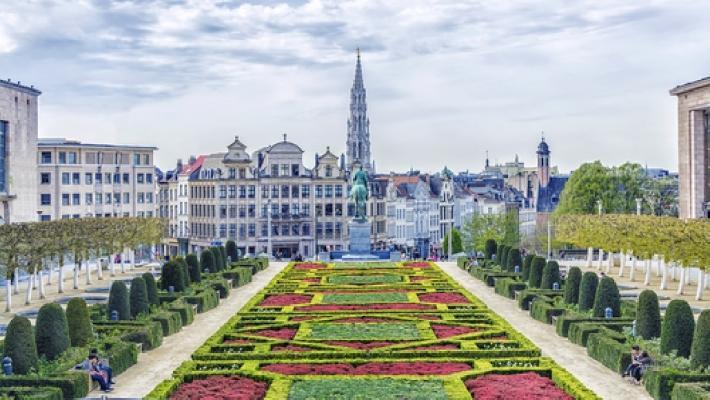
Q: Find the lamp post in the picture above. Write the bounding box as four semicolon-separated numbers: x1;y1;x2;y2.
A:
547;217;552;260
314;204;319;260
266;199;272;259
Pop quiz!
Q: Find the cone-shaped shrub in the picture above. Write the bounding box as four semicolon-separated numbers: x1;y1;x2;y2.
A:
210;247;224;271
496;244;506;265
592;276;621;317
691;310;710;369
226;240;238;262
108;281;130;320
528;256;546;288
4;316;38;374
185;254;201;283
507;248;522;272
35;303;69;361
500;246;510;268
563;267;582;304
161;261;186;292
522;254;535;281
142;272;159;306
636;290;661;339
201;249;216;273
220;246;228;266
129;277;149;318
540;260;561;290
175;256;190;287
661;299;695;357
485;239;497;260
578;272;598;312
66;297;93;347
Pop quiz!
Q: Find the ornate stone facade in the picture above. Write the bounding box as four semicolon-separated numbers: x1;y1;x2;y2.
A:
346;49;372;173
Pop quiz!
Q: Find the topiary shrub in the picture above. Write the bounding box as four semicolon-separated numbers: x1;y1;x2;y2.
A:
528;256;546;288
142;272;159;306
35;303;70;361
507;248;522;272
219;246;228;266
108;281;131;320
210;247;224;272
636;289;661;340
522;254;535;281
201;249;216;273
484;239;497;260
66;297;93;347
578;272;599;312
691;309;710;369
499;245;510;268
161;261;187;292
175;257;190;287
225;240;238;263
129;277;149;318
592;276;621;317
3;316;38;374
185;254;201;283
661;299;695;357
540;260;561;290
561;267;580;305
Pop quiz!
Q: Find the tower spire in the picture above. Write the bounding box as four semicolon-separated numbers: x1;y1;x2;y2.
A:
346;48;371;173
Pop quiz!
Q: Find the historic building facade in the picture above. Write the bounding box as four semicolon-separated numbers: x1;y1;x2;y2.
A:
0;80;41;224
670;77;710;219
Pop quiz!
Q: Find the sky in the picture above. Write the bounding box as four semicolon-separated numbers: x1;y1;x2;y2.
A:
1;0;708;174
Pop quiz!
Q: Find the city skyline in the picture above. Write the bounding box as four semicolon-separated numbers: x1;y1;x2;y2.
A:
2;1;708;173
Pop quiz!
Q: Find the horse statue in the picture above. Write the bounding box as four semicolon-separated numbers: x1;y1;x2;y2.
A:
350;166;369;222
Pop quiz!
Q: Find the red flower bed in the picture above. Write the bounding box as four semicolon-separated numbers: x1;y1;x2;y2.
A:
325;341;394;350
465;372;573;400
294;263;327;270
412;344;459;350
403;262;431;268
272;344;312;352
321;289;406;294
296;303;435;312
223;339;251;345
250;328;297;340
258;294;313;307
302;277;321;283
432;324;480;339
331;317;393;323
262;361;470;375
418;292;470;304
169;375;268;400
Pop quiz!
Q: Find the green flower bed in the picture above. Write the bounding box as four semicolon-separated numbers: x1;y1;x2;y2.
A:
304;322;422;341
322;292;409;304
328;275;403;285
334;262;399;269
288;378;448;400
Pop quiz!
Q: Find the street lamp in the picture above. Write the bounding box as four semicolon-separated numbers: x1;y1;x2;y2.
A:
267;199;272;259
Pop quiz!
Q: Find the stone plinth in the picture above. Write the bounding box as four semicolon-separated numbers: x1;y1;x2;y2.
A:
348;220;372;254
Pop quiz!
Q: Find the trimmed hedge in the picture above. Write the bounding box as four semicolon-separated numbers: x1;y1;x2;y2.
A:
184;289;219;313
671;382;710;400
66;298;93;347
528;256;546;288
637;289;661;340
129;277;150;318
522;254;534;282
142;272;160;306
185;254;201;283
540;260;561;290
691;310;710;369
175;257;191;287
530;297;566;324
592;276;620;318
661;299;695;357
0;386;63;400
222;267;252;287
484;239;497;260
578;272;598;312
507;248;522;272
201;249;216;273
645;368;710;400
168;301;195;326
210;247;224;272
151;311;183;336
161;260;187;292
207;278;231;299
564;266;581;304
108;281;131;320
0;372;89;399
3;316;38;374
494;277;527;299
35;303;70;361
586;330;630;374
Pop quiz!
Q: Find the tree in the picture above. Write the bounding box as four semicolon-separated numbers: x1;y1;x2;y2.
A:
592;276;620;317
225;240;238;262
130;277;149;318
66;298;93;347
528;256;546;288
661;299;695;357
462;212;518;253
220;246;228;266
636;290;661;340
161;261;187;292
142;272;159;306
540;260;561;290
210;247;224;272
442;228;463;255
201;249;216;273
691;310;710;369
522;254;535;281
185;254;201;283
108;281;130;320
484;239;497;260
578;272;598;312
563;267;582;304
35;303;69;361
175;256;191;287
4;316;38;374
555;161;617;215
500;245;510;268
506;248;522;272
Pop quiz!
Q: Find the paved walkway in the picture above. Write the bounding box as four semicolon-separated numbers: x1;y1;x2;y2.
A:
98;262;288;399
438;262;652;400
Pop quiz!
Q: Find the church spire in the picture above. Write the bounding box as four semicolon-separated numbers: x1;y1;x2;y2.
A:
353;47;364;89
346;48;372;173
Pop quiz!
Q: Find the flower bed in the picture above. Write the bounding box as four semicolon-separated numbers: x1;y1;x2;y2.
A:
259;294;313;307
432;324;480;339
322;292;409;304
261;361;471;375
328;274;403;285
403;262;432;268
287;378;448;400
465;372;574;400
325;341;394;350
293;263;328;270
418;292;470;304
305;322;422;340
168;376;268;400
295;303;435;311
250;328;297;340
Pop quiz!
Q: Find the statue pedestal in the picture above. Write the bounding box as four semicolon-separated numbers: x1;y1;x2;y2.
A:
347;220;372;255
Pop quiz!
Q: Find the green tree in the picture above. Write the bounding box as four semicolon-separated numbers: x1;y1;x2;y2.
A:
225;240;238;262
201;249;216;273
66;298;93;347
563;267;582;304
500;245;510;268
578;272;599;312
442;228;463;255
142;272;159;306
185;254;201;283
219;246;228;266
528;256;546;288
521;254;535;281
4;316;38;374
661;299;695;357
555;161;616;215
108;281;130;320
636;290;661;340
592;276;620;317
129;277;149;318
691;310;710;369
462;212;518;253
210;247;224;272
161;261;187;292
540;260;561;290
35;303;70;361
506;248;522;272
175;256;190;287
484;239;497;260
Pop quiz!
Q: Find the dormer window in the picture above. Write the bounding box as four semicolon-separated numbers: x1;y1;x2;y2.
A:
325;165;332;177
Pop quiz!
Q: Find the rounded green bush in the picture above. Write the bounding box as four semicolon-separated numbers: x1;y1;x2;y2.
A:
563;267;582;304
636;290;661;339
66;297;93;347
161;260;186;292
185;254;201;283
540;261;561;290
108;281;131;320
129;277;149;318
142;272;159;306
592;276;621;318
578;272;599;312
484;239;497;260
661;299;695;357
691;309;710;369
175;256;190;287
528;256;546;288
225;240;238;262
200;249;216;273
507;248;522;273
4;316;38;374
522;254;535;281
35;303;69;361
210;247;224;272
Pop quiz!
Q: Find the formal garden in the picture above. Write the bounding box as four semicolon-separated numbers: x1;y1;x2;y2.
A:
147;260;598;399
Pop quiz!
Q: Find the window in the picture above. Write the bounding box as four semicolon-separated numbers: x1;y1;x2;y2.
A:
281;185;289;198
219;185;227;198
248;204;256;217
325;165;332;177
40;215;51;222
335;185;343;198
291;164;299;176
85;173;93;185
40;193;51;205
315;185;323;198
302;204;310;216
143;154;150;165
281;164;289;176
61;193;69;205
72;173;80;185
146;192;153;203
133;154;141;165
67;152;77;164
95;173;102;184
137;193;145;203
137;173;145;184
58;152;66;164
40;173;51;184
114;193;121;204
219;224;227;238
325;185;333;197
248;223;256;237
113;173;120;184
146;173;153;183
85;152;97;164
40;151;52;164
301;185;310;198
72;193;80;205
239;168;246;179
248;185;255;198
239;185;246;198
228;168;236;179
271;164;279;176
123;193;129;204
239;205;246;218
62;173;70;185
122;173;129;184
95;193;102;205
261;185;268;199
271;185;279;198
85;193;93;205
220;205;227;218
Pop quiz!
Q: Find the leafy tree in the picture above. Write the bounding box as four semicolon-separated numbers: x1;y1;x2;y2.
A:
691;310;710;369
66;298;93;347
484;239;497;260
201;249;216;273
555;161;617;215
462;212;519;253
185;254;201;283
35;303;69;361
506;248;522;272
636;290;661;340
661;299;695;357
4;316;38;374
592;276;620;317
129;277;149;318
540;260;561;290
142;272;159;306
108;281;130;320
521;254;535;281
578;272;598;312
225;240;238;262
442;228;464;255
528;256;546;288
563;267;582;304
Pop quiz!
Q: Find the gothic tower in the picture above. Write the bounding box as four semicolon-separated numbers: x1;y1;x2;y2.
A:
537;134;550;188
346;48;372;173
